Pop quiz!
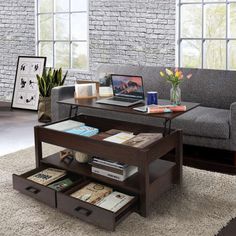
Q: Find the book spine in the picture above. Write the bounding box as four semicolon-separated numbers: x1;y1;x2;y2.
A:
92;158;127;169
91;162;124;175
92;167;125;181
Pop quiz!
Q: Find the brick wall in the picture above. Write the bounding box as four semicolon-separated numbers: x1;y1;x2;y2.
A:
0;0;35;101
0;0;176;101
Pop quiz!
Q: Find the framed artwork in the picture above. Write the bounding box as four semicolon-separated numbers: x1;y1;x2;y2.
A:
11;56;46;111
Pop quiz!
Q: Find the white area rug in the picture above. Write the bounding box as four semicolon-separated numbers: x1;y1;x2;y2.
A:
0;145;236;236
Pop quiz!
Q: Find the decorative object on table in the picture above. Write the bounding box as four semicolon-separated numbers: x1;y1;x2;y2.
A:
74;151;90;163
98;73;113;97
74;80;99;99
160;68;192;105
59;149;74;163
11;56;46;111
147;91;158;105
37;67;68;122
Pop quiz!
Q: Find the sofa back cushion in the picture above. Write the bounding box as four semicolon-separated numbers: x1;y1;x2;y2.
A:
96;64;236;109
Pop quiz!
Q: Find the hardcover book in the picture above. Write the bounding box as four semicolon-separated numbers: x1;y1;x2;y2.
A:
103;132;135;144
92;166;138;181
45;120;85;131
27;168;66;186
123;133;163;148
47;178;74;191
96;191;134;212
70;182;113;204
92;157;128;169
65;125;99;137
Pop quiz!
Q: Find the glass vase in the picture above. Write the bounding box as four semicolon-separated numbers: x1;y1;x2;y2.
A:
170;84;181;105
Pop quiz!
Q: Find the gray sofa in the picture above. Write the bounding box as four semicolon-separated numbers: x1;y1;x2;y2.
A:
51;64;236;154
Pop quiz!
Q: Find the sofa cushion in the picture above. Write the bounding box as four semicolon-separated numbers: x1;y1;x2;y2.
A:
172;106;230;139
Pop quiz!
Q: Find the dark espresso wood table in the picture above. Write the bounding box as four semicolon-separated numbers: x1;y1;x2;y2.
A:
13;98;199;231
58;98;199;135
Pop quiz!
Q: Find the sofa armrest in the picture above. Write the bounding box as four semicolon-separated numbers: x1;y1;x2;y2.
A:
51;85;74;121
230;102;236;143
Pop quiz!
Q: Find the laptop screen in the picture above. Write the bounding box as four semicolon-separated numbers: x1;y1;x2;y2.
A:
111;75;144;99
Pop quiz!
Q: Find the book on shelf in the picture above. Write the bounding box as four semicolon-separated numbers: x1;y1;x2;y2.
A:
92;165;138;181
103;132;135;144
27;168;66;186
92;157;128;169
95;191;134;212
65;125;99;137
45;120;85;131
47;178;74;191
70;182;113;204
123;132;163;148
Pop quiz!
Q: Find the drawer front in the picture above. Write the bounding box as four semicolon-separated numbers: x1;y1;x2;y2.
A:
13;174;56;208
57;192;115;231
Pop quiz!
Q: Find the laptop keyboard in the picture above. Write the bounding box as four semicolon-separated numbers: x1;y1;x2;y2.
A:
112;97;139;103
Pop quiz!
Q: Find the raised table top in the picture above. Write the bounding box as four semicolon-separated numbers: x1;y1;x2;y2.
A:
58;98;199;121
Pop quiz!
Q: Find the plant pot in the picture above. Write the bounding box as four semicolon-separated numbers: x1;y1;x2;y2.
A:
38;96;51;123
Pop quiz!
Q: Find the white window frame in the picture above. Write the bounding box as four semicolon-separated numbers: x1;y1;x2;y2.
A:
35;0;89;71
176;0;236;70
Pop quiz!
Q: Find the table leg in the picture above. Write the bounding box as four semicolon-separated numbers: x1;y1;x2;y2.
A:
139;161;150;217
174;130;183;185
34;126;42;168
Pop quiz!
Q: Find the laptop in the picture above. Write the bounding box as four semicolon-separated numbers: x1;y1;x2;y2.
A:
96;74;145;107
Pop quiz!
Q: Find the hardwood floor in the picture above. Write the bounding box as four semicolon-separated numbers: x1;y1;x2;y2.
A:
0;102;40;156
1;103;235;235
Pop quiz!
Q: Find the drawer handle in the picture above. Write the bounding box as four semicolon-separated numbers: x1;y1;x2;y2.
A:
25;186;40;194
74;206;92;217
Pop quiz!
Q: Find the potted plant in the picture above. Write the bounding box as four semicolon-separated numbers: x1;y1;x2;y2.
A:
37;68;68;122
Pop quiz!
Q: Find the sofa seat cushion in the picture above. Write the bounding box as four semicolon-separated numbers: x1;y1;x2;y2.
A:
172;106;230;139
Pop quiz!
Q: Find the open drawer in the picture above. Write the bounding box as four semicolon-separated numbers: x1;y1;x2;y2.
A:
12;166;83;208
57;181;138;231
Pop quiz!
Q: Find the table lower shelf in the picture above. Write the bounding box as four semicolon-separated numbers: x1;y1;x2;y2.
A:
41;153;176;195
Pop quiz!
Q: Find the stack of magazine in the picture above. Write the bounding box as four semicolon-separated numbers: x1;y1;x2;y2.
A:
91;157;138;181
70;182;134;212
27;168;75;191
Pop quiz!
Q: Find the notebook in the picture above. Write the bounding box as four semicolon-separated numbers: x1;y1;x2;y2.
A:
96;74;145;107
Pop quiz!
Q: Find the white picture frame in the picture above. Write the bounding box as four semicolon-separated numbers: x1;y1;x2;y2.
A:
11;56;46;111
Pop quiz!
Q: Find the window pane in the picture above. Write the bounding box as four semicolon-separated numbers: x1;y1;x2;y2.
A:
204;4;226;38
229;41;236;70
72;42;88;69
71;13;88;40
39;14;53;40
229;3;236;38
204;0;224;2
181;4;202;38
180;40;202;68
71;0;88;11
38;0;53;13
55;42;69;68
55;0;69;12
204;40;226;69
39;42;53;67
55;14;69;40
